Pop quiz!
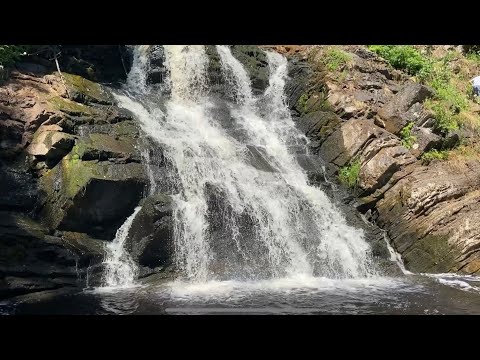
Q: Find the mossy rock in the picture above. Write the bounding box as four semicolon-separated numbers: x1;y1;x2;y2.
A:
39;156;148;239
72;133;138;162
61;231;106;259
295;91;332;115
62;73;113;105
48;95;96;117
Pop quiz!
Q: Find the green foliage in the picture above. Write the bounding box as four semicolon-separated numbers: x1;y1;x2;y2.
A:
297;93;309;111
425;100;459;135
321;47;352;72
426;62;468;112
466;51;480;63
0;45;29;67
338;159;361;188
421;149;449;164
368;45;431;77
400;122;417;149
464;45;480;55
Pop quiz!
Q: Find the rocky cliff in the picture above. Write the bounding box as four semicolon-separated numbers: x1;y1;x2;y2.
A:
281;45;480;275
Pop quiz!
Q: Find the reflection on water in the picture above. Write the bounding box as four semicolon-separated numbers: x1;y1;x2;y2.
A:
4;273;480;315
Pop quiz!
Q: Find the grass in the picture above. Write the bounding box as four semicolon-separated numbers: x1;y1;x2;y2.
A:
400;122;417;149
321;47;352;72
338;159;361;188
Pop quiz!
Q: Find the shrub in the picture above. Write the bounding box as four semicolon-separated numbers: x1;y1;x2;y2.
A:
368;45;431;77
400;122;417;149
321;47;352;72
421;149;449;164
338;159;361;188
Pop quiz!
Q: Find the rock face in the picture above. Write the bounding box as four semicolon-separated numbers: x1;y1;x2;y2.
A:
286;45;480;275
0;52;162;300
376;161;480;274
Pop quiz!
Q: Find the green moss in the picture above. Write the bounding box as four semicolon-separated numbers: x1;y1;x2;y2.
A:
61;156;96;198
338;159;361;188
63;73;111;104
49;96;93;116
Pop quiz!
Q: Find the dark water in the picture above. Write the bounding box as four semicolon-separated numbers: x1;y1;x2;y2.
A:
2;273;480;315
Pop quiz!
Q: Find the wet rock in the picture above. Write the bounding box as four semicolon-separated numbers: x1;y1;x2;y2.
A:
0;276;73;299
0;211;82;299
0;161;38;211
231;45;269;95
125;194;174;269
297;110;342;149
245;145;276;172
60;231;106;261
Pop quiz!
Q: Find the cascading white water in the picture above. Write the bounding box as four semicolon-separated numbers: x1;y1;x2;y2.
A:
113;45;377;283
102;206;142;287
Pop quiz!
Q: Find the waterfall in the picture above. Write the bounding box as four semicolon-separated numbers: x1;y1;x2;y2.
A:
113;45;377;283
102;206;142;287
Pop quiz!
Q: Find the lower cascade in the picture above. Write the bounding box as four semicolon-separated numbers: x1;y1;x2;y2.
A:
106;44;377;285
102;206;142;287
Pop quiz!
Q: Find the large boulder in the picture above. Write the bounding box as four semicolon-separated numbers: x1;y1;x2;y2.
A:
72;132;140;163
60;73;114;105
38;155;148;239
377;83;434;134
410;127;443;158
124;194;174;269
318;119;385;167
358;137;417;194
